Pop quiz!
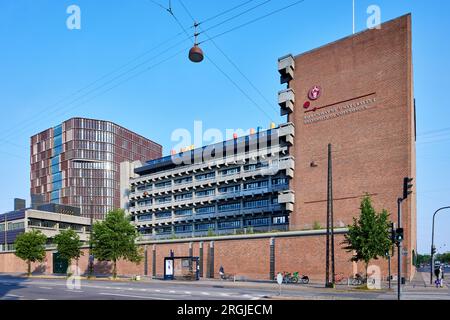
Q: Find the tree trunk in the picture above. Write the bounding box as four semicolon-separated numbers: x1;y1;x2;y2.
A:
113;260;117;279
365;262;369;288
27;261;31;277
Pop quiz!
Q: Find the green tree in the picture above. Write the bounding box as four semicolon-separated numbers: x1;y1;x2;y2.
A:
14;230;47;276
54;229;84;271
342;195;393;281
91;209;143;279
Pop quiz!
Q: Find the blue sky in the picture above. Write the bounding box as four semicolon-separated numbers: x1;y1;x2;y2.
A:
0;0;449;254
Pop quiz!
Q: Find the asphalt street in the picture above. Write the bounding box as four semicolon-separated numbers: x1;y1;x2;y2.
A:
0;273;449;300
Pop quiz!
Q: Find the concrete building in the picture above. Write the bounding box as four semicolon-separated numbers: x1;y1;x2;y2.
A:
124;123;295;240
0;201;91;252
30;117;162;220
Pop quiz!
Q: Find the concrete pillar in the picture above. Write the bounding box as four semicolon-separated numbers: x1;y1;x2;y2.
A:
270;237;275;280
144;245;148;276
207;241;215;278
152;244;156;278
199;242;204;278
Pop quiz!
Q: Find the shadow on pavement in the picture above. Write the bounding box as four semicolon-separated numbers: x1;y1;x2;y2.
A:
0;274;28;300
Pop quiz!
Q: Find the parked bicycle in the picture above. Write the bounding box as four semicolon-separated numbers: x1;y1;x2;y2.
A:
279;272;309;284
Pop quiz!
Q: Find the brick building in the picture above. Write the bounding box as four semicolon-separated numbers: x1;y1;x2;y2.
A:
30;117;162;219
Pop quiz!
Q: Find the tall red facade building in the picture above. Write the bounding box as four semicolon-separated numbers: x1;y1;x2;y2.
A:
279;14;416;279
30;117;161;219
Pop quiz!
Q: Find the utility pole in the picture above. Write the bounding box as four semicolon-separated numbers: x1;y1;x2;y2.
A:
397;197;402;300
352;0;356;34
430;206;450;284
326;144;335;288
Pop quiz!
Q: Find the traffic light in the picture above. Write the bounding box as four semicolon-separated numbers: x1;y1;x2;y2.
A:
390;223;396;243
395;228;404;242
431;245;436;255
403;177;414;200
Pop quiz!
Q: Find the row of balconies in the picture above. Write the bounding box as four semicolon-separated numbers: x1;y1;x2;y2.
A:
130;157;294;200
130;184;290;214
130;135;294;186
134;204;285;228
278;55;295;116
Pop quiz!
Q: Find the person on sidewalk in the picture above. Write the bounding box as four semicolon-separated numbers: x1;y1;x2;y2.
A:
219;266;225;280
435;265;443;288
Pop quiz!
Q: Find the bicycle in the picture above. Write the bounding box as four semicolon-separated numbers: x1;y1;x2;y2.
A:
280;272;310;284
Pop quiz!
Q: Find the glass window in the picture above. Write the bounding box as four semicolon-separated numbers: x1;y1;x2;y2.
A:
195;223;215;231
195;189;215;198
218;220;241;229
244;217;270;227
155;211;172;219
218;202;240;212
175;225;193;233
174;208;193;216
244;198;269;209
273;216;288;225
196;206;215;214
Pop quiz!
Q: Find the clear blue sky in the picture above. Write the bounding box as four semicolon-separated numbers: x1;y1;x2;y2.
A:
0;0;449;254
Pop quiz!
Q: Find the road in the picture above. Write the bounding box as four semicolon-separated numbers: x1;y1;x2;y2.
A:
0;274;449;300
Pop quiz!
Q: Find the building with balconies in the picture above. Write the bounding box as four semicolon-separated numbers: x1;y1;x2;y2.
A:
123;123;295;240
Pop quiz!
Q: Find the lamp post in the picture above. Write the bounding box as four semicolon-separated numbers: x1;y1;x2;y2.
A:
430;206;450;284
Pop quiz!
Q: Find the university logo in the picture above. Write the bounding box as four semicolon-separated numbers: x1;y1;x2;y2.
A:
308;85;322;100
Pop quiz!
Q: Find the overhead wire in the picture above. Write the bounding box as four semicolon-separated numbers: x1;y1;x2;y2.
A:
175;0;276;121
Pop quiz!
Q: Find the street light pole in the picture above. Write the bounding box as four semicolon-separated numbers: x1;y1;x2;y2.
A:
430;206;450;285
89;198;94;277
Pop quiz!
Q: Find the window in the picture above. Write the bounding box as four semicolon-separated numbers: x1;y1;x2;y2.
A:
273;216;288;225
221;167;240;176
174;177;192;185
218;220;241;229
195;223;215;231
272;178;288;186
174;193;193;202
244;199;269;209
137;183;152;191
244;162;269;172
244;217;270;227
137;199;152;207
0;223;5;232
218;202;240;212
155;196;172;204
244;180;268;190
195;189;215;198
196;172;215;181
196;206;215;214
218;185;240;194
155;181;172;189
155;227;172;234
175;225;193;233
272;197;278;204
174;208;193;216
139;214;153;221
155;211;172;219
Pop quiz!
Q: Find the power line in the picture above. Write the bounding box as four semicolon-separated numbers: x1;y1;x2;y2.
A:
196;0;257;27
176;0;275;121
199;0;306;45
197;0;272;36
0;35;192;144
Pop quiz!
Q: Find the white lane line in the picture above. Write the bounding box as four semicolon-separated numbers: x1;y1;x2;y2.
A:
220;293;229;297
201;292;210;296
184;291;192;295
154;289;161;292
39;287;53;290
65;290;84;293
36;298;49;300
5;294;24;298
250;297;261;300
99;293;171;300
169;290;176;294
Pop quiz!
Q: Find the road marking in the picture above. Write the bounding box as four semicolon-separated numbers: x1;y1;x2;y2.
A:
250;297;261;300
39;287;53;290
36;298;49;300
220;293;229;297
184;291;192;295
98;293;171;300
201;292;210;296
65;290;84;293
154;289;161;292
169;290;176;294
6;294;23;298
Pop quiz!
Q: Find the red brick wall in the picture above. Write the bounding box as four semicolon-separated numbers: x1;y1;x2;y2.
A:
287;14;416;279
0;234;399;282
